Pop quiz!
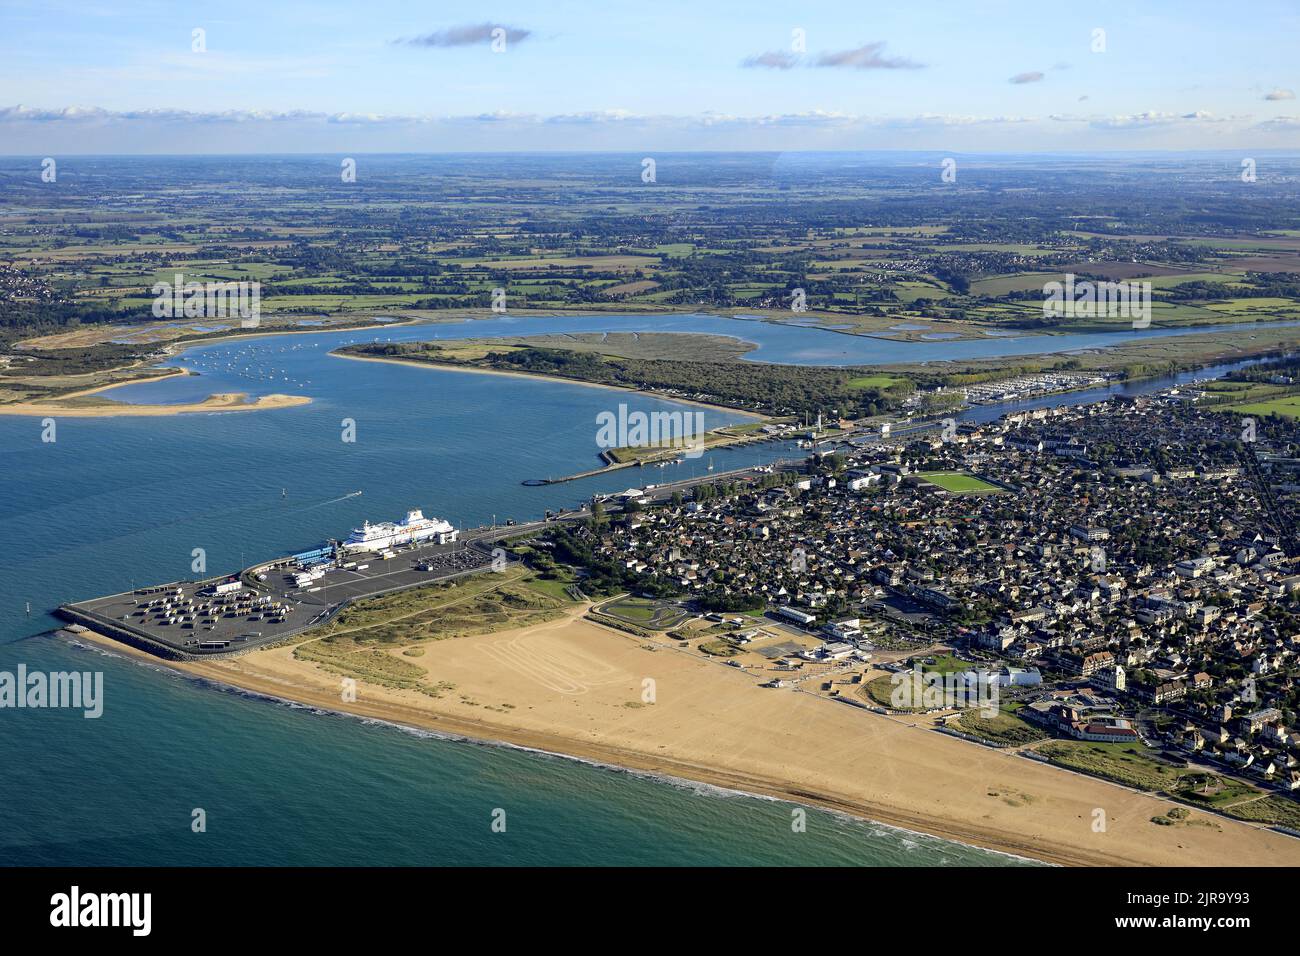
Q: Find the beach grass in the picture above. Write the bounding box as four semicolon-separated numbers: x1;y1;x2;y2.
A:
1038;740;1192;792
955;708;1047;746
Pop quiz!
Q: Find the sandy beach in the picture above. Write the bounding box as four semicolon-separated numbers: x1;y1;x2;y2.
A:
70;611;1300;868
0;392;310;417
0;369;311;417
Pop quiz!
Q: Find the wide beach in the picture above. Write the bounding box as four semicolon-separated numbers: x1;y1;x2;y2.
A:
71;610;1300;868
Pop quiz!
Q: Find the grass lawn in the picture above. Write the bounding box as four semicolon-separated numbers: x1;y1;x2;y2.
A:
922;653;975;674
1174;773;1261;808
521;572;581;602
604;597;658;622
847;374;904;390
864;674;912;708
916;471;1002;494
1212;794;1300;829
864;654;976;709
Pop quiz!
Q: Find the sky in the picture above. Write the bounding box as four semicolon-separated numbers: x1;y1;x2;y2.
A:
1;0;1298;153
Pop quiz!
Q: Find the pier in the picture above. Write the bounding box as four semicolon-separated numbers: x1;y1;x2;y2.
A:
521;429;796;486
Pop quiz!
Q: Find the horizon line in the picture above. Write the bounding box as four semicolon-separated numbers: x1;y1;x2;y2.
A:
4;148;1300;158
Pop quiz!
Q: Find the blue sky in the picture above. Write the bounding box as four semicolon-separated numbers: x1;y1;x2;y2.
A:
1;0;1297;152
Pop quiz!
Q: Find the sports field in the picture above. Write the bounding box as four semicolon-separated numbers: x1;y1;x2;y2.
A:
916;471;1003;494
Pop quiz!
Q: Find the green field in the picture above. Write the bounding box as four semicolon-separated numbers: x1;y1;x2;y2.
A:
847;374;904;390
969;272;1064;296
1226;395;1300;419
916;471;1002;494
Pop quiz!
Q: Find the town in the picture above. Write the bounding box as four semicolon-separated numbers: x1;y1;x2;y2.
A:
539;395;1300;830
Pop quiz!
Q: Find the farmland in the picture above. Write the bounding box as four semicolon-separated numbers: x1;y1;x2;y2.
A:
4;153;1300;407
1224;394;1300;420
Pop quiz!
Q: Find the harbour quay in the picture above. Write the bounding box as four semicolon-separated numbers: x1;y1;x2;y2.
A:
58;525;498;660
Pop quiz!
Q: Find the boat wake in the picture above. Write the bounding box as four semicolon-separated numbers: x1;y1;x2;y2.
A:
287;490;363;513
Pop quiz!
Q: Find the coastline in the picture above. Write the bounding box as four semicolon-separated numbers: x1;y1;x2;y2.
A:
65;618;1300;869
0;365;311;417
66;628;1041;867
18;312;1300;425
0;381;311;417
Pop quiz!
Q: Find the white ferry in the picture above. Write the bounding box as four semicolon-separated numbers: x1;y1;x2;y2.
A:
342;509;458;553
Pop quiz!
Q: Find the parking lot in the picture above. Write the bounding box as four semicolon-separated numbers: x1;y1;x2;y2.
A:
872;593;942;630
61;539;496;656
283;541;494;610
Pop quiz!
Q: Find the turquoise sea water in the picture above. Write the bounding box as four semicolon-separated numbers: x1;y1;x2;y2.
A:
7;311;1264;866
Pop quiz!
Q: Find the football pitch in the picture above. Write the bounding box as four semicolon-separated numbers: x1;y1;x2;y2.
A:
916;471;1003;494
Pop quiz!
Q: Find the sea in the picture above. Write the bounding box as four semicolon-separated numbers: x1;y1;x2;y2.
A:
3;311;1283;866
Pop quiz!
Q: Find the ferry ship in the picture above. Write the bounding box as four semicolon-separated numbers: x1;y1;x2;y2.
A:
342;509;458;553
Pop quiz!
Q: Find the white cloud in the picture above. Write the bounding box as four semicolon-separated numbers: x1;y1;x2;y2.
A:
6;103;1296;152
544;110;640;125
0;105;1052;131
1256;116;1300;131
1049;110;1239;130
